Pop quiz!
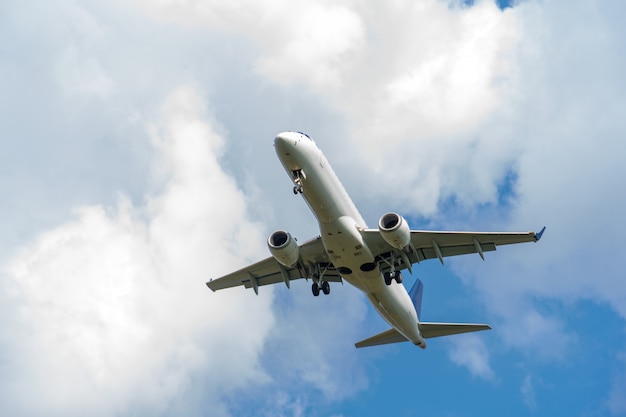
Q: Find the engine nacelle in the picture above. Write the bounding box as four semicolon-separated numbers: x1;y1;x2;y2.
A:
378;212;411;250
268;230;300;268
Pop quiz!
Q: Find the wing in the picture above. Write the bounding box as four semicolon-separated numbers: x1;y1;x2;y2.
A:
206;236;342;294
363;227;545;272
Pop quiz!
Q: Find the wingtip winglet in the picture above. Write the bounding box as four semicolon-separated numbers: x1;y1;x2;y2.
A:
206;280;216;292
535;226;546;242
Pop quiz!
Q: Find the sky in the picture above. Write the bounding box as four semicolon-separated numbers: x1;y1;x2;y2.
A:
1;0;625;416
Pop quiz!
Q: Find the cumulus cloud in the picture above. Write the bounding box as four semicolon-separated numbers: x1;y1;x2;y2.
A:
3;0;626;413
447;333;495;380
0;86;273;416
131;0;523;214
134;0;366;90
261;283;369;401
340;0;522;214
129;0;626;369
447;0;626;358
255;3;365;90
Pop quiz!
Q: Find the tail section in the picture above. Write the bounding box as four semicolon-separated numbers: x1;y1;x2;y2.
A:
355;278;491;348
355;323;491;348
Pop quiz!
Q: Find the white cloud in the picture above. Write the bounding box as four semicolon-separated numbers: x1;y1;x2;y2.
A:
134;0;366;90
254;3;365;90
3;0;626;414
448;0;626;354
261;283;369;401
320;0;522;215
0;86;273;416
447;333;495;380
52;0;626;367
521;374;537;410
132;0;523;215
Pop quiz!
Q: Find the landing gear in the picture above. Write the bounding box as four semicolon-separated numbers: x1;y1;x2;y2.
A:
312;281;330;296
384;271;403;285
312;282;320;296
310;262;330;297
292;170;304;194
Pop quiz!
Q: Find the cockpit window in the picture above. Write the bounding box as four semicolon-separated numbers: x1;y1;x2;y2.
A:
297;131;313;141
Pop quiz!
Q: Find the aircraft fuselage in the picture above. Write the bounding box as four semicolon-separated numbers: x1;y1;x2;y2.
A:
274;131;426;348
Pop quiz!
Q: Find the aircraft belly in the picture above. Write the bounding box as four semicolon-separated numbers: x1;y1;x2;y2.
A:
367;287;422;345
321;217;374;274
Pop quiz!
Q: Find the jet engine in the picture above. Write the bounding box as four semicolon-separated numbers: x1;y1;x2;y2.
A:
378;212;410;250
268;230;300;267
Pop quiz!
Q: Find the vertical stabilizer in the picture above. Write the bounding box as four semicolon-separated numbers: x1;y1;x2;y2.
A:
408;278;424;319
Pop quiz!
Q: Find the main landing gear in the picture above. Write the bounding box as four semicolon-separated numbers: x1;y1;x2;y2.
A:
384;271;403;285
309;262;330;296
312;281;330;296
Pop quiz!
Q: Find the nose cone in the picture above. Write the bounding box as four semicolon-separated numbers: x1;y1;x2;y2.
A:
274;132;300;170
274;131;317;168
274;131;299;151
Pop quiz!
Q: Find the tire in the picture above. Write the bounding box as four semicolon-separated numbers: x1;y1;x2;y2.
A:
395;271;403;284
322;281;330;295
384;272;392;286
312;282;320;297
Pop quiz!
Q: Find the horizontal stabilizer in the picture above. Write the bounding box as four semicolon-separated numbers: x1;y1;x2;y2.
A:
419;322;491;339
355;328;408;348
355;323;491;349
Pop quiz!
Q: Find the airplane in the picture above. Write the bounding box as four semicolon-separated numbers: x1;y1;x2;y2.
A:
206;131;545;349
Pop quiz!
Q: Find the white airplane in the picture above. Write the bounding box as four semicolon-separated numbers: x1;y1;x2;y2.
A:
207;131;545;348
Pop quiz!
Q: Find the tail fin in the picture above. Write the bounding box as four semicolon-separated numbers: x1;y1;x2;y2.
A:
408;278;424;319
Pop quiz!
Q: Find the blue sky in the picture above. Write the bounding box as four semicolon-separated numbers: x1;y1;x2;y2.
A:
1;0;626;416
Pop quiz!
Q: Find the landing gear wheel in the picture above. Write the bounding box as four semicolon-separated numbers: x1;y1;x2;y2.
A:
384;272;392;286
312;282;320;297
321;281;330;295
394;271;403;284
293;186;299;195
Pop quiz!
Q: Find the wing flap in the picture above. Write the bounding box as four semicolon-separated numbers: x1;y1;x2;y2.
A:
206;256;288;291
239;271;342;290
207;235;341;293
419;322;491;339
417;242;497;261
362;228;541;269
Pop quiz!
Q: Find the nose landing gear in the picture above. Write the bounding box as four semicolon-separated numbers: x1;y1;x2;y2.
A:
291;169;304;194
